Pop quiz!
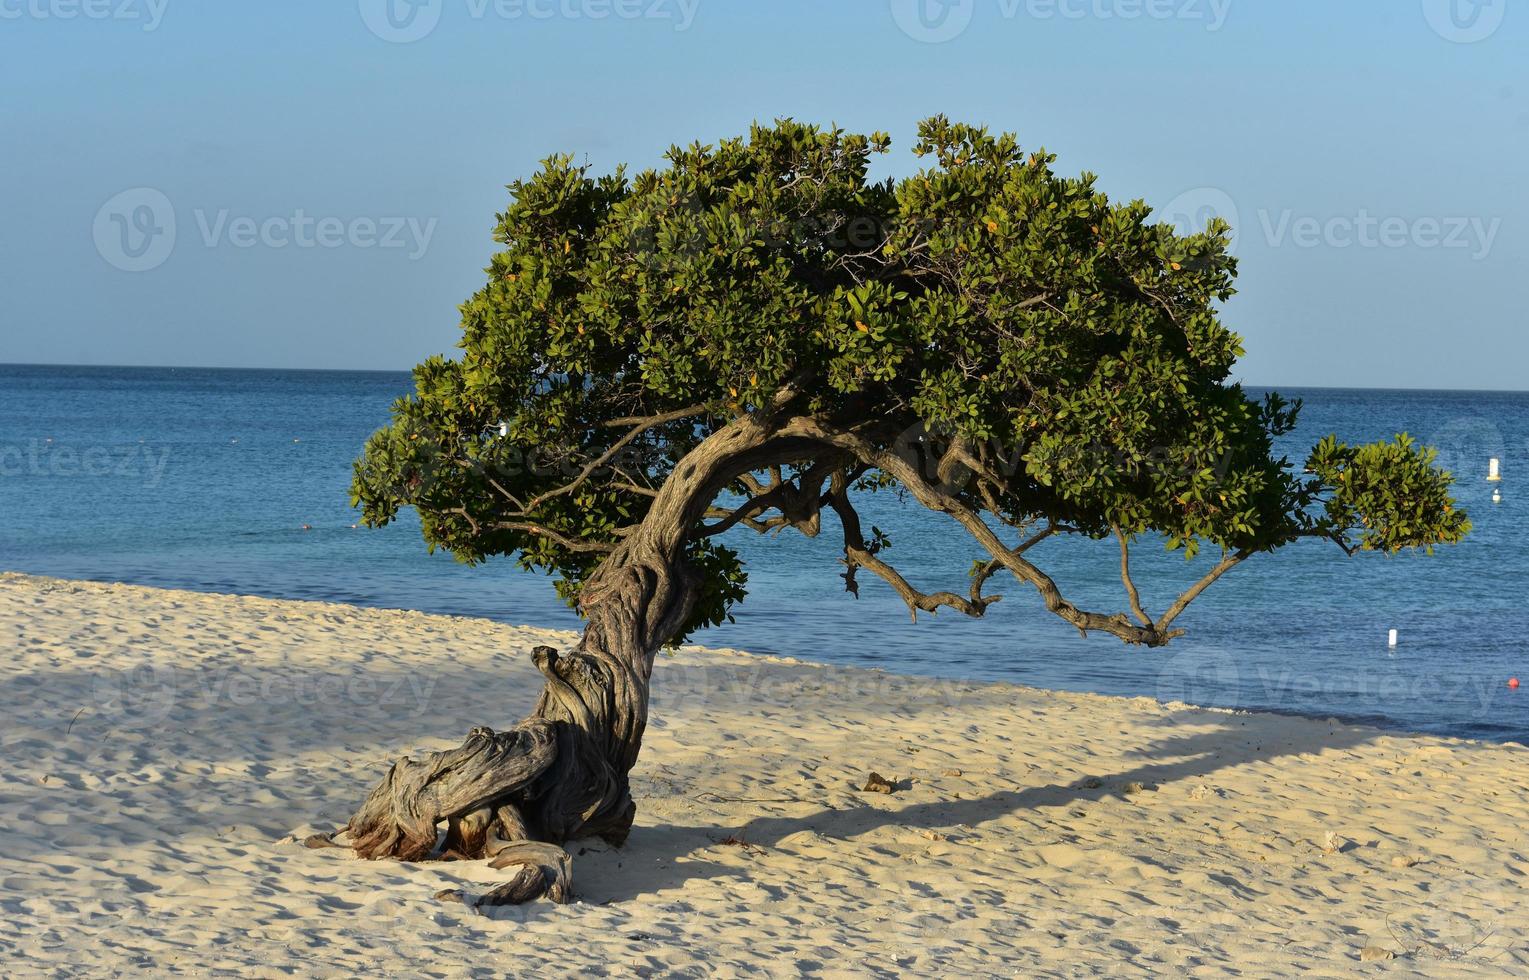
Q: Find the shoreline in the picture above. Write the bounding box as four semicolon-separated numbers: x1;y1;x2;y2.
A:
4;571;1528;974
2;568;1517;750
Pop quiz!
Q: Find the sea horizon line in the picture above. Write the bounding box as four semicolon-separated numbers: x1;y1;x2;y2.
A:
3;361;1527;396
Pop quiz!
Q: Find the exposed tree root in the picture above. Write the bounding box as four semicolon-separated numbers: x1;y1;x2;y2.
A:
480;841;574;905
346;721;559;863
338;642;650;903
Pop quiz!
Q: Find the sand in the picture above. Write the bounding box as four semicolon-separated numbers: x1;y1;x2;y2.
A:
1;571;1527;977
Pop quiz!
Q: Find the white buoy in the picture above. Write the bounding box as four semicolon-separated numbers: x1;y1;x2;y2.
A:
1388;628;1398;647
1488;458;1502;482
1493;489;1502;504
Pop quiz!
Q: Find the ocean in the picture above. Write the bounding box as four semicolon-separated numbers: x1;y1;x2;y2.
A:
2;363;1525;742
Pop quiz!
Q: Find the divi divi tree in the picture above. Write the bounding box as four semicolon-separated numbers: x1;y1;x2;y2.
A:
333;119;1468;902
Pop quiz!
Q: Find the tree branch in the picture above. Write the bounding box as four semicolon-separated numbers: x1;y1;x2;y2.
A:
600;403;714;429
826;490;998;622
698;481;805;537
697;458;853;538
971;522;1058;602
490;521;619;553
523;404;712;513
1116;528;1152;627
1154;547;1251;632
789;418;1244;646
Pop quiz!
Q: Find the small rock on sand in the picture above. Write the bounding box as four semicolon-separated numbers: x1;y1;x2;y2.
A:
1359;946;1395;962
862;772;896;794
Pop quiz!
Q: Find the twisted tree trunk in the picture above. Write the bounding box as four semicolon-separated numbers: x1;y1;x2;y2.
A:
338;415;810;903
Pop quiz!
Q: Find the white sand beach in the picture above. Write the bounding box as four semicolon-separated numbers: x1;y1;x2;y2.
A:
2;571;1526;977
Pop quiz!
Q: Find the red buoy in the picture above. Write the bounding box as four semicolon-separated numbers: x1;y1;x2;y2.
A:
1510;678;1521;690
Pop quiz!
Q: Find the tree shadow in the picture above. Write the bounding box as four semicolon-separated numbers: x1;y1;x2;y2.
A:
490;716;1382;908
0;636;1388;905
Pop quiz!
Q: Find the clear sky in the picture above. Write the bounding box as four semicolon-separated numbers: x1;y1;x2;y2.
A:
1;1;1524;387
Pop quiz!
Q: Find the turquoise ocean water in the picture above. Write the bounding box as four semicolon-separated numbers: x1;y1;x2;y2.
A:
2;364;1525;741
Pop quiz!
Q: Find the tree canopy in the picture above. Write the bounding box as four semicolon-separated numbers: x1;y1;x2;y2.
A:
352;117;1469;648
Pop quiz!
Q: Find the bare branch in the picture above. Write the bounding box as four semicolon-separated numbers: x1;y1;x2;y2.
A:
698;457;853;539
453;461;529;513
970;522;1058;601
447;507;482;536
524;404;709;513
1116;528;1152;627
789;419;1226;646
1154;548;1251;631
601;403;714;429
826;490;997;622
490;521;619;554
699;481;805;537
1297;526;1358;556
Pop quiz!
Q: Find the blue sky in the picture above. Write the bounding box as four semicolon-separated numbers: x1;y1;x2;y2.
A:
1;1;1524;387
